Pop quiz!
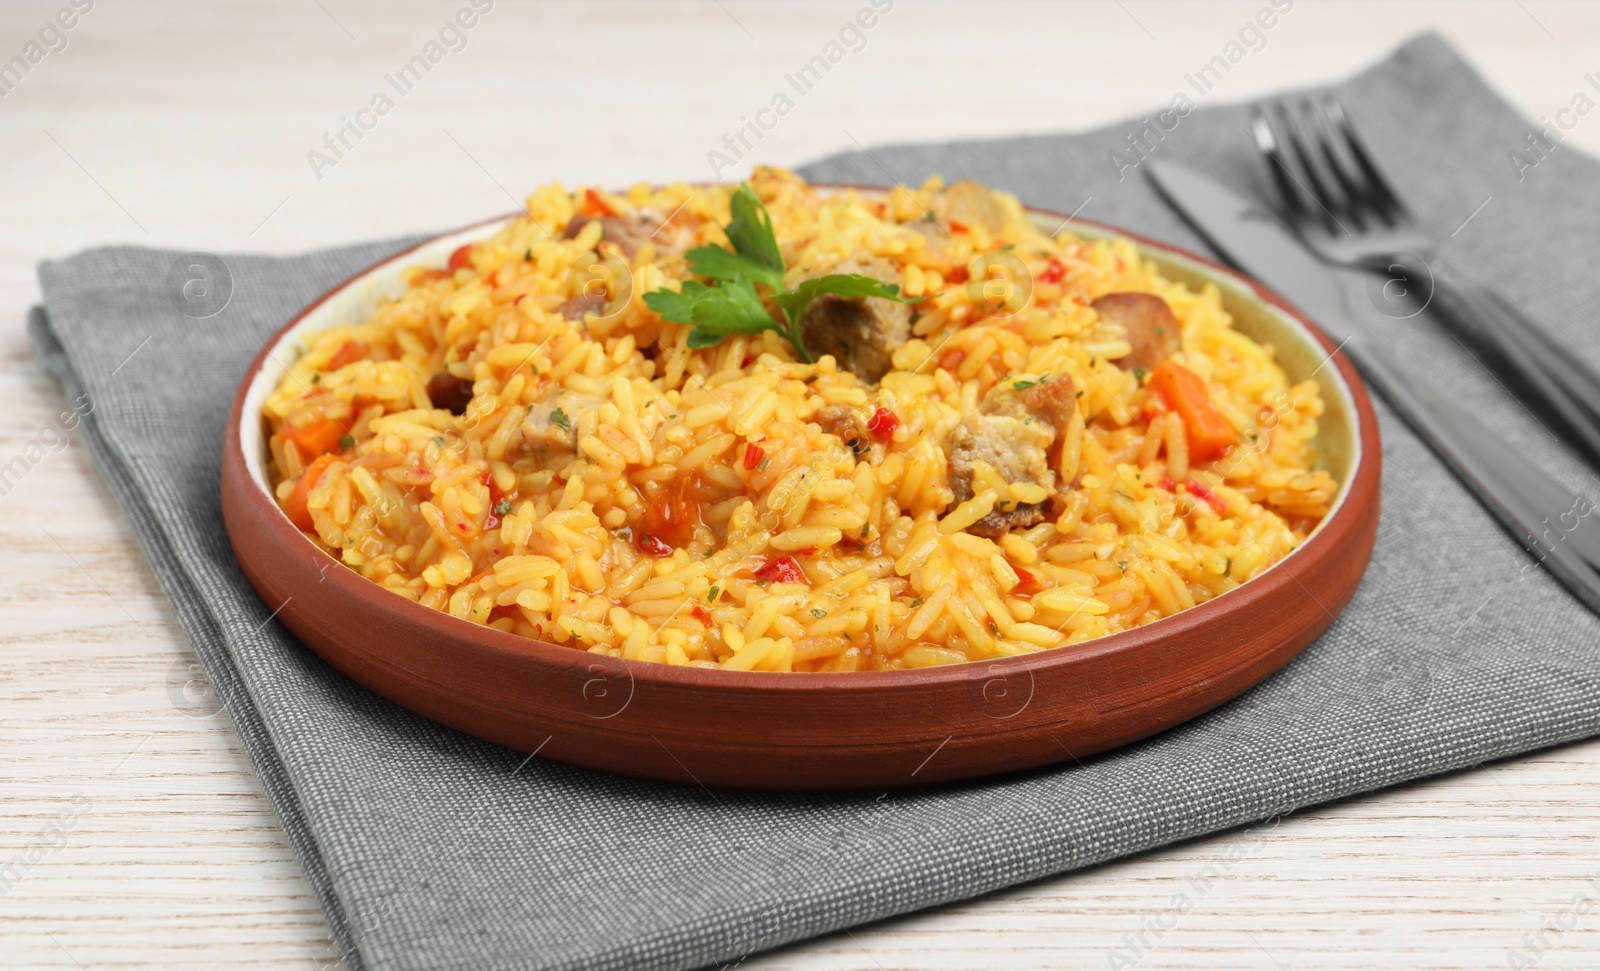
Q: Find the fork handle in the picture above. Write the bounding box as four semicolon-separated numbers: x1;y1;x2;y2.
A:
1423;262;1600;466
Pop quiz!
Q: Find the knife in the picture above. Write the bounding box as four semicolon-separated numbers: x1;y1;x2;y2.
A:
1146;158;1600;614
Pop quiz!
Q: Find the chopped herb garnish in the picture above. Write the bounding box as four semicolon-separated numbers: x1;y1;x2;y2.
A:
1132;367;1148;382
1117;559;1129;571
707;584;721;602
1222;556;1232;575
756;456;770;472
859;522;870;539
642;184;911;362
910;597;925;607
549;407;571;433
492;499;513;516
338;433;356;452
810;608;827;618
703;549;715;559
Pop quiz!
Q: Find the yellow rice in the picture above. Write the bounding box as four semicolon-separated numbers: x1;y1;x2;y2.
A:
262;167;1338;672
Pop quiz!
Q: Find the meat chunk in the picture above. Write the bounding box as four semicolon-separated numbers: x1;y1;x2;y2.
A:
1092;292;1181;373
796;258;910;382
945;374;1078;538
981;374;1079;429
556;288;605;324
562;209;690;260
518;390;607;468
930;180;1008;233
811;404;886;464
426;372;475;415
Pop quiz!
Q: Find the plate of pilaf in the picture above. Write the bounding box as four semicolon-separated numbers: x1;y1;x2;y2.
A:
222;168;1380;789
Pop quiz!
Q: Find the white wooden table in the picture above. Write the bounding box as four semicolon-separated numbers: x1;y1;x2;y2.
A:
5;2;1600;967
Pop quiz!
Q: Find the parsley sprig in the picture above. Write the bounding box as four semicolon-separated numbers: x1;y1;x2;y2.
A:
644;184;910;363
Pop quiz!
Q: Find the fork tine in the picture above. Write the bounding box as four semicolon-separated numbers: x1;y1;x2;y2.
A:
1249;106;1315;220
1250;102;1338;236
1278;99;1360;232
1302;99;1373;227
1322;98;1410;224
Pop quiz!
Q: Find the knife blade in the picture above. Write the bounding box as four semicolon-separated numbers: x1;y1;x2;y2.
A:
1145;158;1600;610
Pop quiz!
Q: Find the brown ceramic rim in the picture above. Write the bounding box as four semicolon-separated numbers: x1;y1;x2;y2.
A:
221;191;1381;790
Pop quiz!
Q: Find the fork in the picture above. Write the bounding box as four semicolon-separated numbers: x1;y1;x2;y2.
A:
1250;96;1600;465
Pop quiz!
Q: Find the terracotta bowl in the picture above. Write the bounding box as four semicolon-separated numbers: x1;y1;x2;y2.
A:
221;198;1381;791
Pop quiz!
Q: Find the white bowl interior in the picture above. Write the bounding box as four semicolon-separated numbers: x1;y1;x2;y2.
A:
240;216;518;501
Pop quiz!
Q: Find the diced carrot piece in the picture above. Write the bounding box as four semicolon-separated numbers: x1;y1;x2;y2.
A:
283;417;347;460
284;453;338;532
1148;361;1236;462
326;340;368;369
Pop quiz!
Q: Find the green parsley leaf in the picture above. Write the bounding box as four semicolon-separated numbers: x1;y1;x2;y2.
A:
721;184;786;281
642;280;713;324
641;183;910;365
337;433;356;452
769;273;907;325
1012;378;1039;391
859;522;870;539
685;244;783;290
708;584;721;602
549;407;571;433
810;608;827;618
1132;367;1148;382
492;499;513;516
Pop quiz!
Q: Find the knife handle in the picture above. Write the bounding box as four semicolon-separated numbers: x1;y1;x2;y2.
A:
1424;262;1600;467
1436;263;1600;424
1342;337;1600;614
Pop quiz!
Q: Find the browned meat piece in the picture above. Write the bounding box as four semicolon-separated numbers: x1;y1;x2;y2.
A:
930;179;1007;233
557;288;606;324
901;215;950;255
811;404;885;464
981;374;1078;429
426;372;474;415
796;258;909;382
1092;292;1181;373
944;374;1079;537
518;390;608;467
561;214;596;240
561;209;690;260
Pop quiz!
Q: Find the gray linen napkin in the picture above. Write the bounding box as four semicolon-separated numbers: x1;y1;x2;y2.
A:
29;33;1600;971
